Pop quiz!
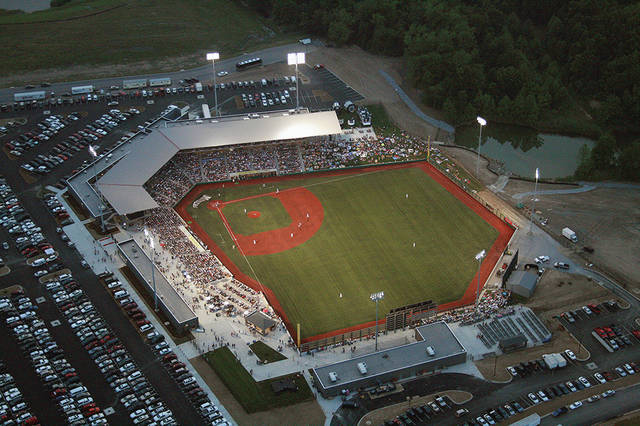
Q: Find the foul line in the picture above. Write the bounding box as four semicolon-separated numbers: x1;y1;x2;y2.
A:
214;206;268;298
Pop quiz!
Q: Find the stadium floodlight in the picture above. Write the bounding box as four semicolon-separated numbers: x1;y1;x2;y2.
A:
144;228;158;311
529;168;540;234
474;250;486;313
476;116;486;175
206;52;220;117
88;145;105;232
370;291;385;351
287;52;305;110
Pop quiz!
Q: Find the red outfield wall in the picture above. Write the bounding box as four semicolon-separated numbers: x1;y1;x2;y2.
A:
175;161;514;345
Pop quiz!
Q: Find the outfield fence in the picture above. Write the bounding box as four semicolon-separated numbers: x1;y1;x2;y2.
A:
176;154;517;347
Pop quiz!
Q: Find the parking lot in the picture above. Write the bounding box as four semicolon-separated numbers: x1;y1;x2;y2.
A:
0;162;227;423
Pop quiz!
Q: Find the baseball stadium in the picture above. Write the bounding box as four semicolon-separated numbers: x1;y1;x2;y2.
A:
78;109;513;346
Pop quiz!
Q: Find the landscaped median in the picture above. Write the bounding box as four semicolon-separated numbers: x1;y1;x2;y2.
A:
249;341;287;364
203;347;312;413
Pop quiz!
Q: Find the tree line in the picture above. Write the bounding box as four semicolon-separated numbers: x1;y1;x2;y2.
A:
248;0;639;180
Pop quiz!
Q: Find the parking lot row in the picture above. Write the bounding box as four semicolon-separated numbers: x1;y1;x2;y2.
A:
2;289;106;425
98;271;229;425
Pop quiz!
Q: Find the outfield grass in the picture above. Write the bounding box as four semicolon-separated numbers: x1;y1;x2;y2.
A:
249;341;287;363
186;166;499;339
204;347;311;413
0;0;296;77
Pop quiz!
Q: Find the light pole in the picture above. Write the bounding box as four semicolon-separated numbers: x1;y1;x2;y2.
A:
370;291;384;352
476;116;487;176
206;52;220;117
475;250;486;313
528;168;539;234
88;145;105;232
287;52;305;110
144;228;158;311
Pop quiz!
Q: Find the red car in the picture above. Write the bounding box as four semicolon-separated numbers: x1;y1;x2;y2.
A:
163;353;177;362
50;388;67;397
131;313;145;321
85;407;100;415
127;309;141;317
107;344;123;353
81;403;96;411
124;302;138;311
136;319;149;327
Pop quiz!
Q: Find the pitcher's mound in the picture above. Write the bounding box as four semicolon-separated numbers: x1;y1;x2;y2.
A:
247;211;261;218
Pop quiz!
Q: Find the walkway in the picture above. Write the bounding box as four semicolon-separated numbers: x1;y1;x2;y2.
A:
378;70;455;134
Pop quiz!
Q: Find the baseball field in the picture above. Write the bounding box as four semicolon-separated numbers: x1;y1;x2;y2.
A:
177;163;509;340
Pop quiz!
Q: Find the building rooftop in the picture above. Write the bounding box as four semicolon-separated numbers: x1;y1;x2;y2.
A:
509;270;538;292
117;238;196;325
245;310;276;330
313;322;465;391
90;109;340;215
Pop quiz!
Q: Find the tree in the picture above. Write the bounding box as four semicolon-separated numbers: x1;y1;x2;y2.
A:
591;132;617;170
328;9;353;46
618;142;640;180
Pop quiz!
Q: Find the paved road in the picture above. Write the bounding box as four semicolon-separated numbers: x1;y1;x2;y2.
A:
378;69;455;134
540;382;640;425
512;184;596;200
0;42;315;103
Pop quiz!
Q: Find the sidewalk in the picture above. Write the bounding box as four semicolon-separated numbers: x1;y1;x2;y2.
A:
54;188;236;424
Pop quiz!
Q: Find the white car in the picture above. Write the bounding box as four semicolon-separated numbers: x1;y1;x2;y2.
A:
569;401;583;410
537;390;549;402
528;393;539;404
594;372;606;384
602;389;615;398
217;71;228;77
578;376;591;388
624;363;635;375
616;367;627;377
582;306;593;315
566;381;577;392
507;366;517;376
565;349;577;360
534;255;550;263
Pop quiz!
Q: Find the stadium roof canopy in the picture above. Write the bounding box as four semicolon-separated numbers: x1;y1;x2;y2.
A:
98;110;341;215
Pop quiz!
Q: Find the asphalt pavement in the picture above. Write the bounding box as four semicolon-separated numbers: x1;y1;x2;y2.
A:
0;42;316;103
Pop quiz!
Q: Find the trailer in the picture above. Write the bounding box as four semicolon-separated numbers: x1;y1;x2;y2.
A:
554;353;567;368
202;104;211;119
542;354;558;370
149;78;171;87
123;79;148;89
562;227;578;243
71;85;94;95
14;91;46;102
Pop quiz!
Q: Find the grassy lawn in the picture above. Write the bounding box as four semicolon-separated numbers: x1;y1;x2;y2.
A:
186;166;499;338
249;341;287;363
223;196;292;236
204;347;312;413
0;0;297;78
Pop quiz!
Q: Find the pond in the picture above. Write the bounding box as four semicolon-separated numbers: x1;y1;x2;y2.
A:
455;123;595;179
0;0;50;13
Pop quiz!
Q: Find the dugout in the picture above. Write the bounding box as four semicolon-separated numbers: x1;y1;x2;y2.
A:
311;322;466;397
245;310;277;335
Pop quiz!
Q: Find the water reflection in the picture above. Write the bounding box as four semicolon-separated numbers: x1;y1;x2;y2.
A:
455;123;595;179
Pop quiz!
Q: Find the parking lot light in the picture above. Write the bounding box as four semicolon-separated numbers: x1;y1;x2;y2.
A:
474;249;486;313
528;168;539;235
144;228;158;311
287;52;305;110
370;291;384;351
476;116;486;176
206;52;220;117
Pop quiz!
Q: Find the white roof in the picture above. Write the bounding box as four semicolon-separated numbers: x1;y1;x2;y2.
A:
98;111;340;215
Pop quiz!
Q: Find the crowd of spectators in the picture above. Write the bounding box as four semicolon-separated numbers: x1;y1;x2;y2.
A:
144;130;437;206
